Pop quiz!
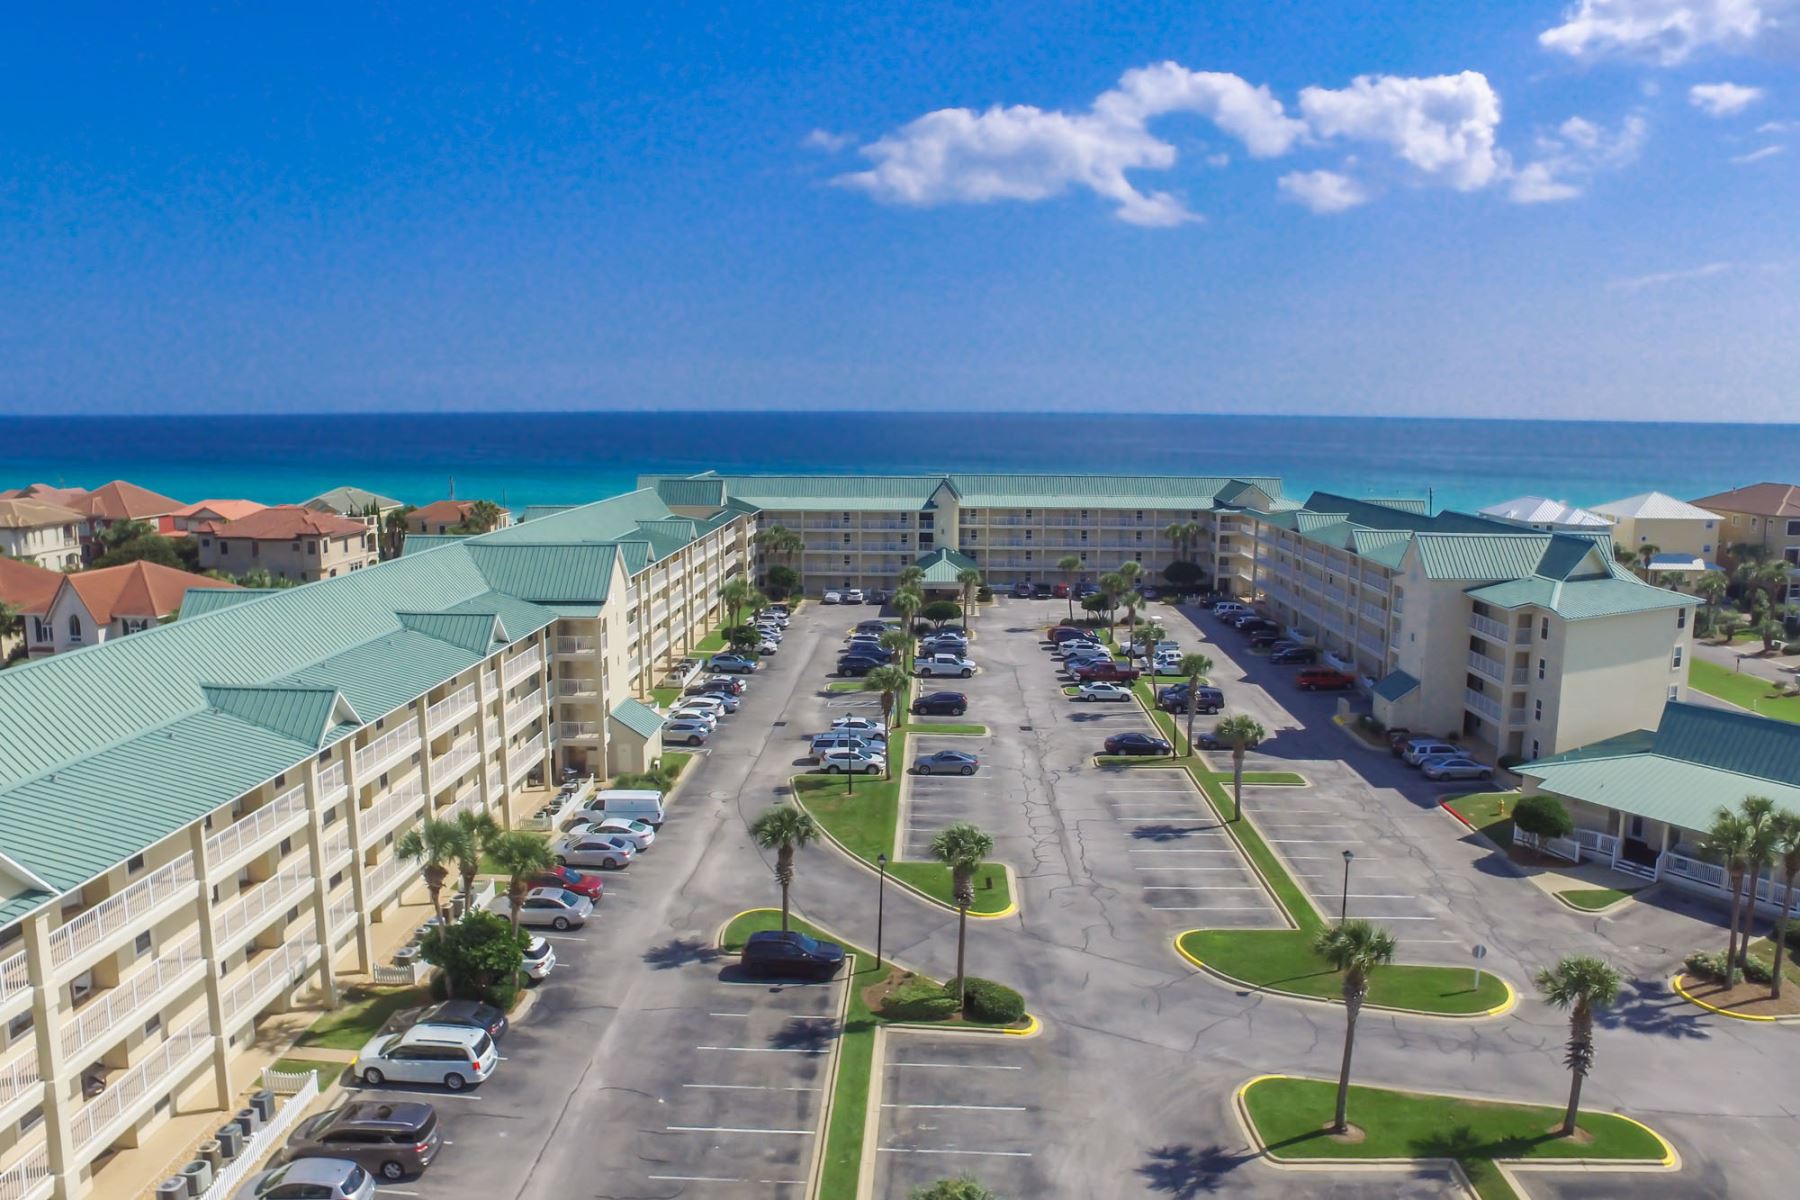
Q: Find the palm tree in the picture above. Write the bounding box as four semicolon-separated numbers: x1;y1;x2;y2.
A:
1180;521;1202;564
879;627;910;669
718;576;753;628
1767;811;1800;998
892;591;922;664
864;665;911;778
897;564;926;591
755;524;804;592
1535;955;1624;1138
1214;714;1265;821
1178;653;1214;753
930;822;995;1008
1163;522;1186;565
750;804;819;932
451;499;506;534
453;810;502;909
1097;572;1126;634
396;817;463;925
488;829;557;943
1118;560;1144;596
1057;555;1082;621
1312;919;1396;1134
1703;809;1756;984
1742;558;1790;611
956;567;983;630
909;1178;997;1200
1632;544;1661;580
1120;590;1145;657
1735;796;1778;970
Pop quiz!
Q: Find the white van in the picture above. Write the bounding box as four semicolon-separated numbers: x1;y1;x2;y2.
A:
596;788;666;827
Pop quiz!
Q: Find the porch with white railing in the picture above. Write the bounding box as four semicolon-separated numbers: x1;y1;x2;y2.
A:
355;717;421;779
426;684;478;733
510;741;546;785
321;826;352;873
363;788;424;842
502;645;543;686
70;1016;213;1153
560;721;599;740
481;670;499;697
1360;573;1390;595
434;737;480;783
205;786;310;876
1467;649;1506;684
316;761;348;807
1464;688;1503;722
556;676;599;698
443;782;483;822
62;936;205;1062
221;935;319;1023
1659;850;1800;914
48;853;198;972
0;1142;51;1200
214;864;313;946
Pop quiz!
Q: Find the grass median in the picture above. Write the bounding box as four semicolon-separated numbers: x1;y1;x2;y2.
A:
1688;659;1800;723
1241;1075;1670;1200
1444;791;1518;848
720;909;1028;1198
906;722;987;736
296;984;430;1050
1556;886;1640;911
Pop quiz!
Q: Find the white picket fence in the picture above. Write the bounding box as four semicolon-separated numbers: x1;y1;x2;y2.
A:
193;1072;320;1200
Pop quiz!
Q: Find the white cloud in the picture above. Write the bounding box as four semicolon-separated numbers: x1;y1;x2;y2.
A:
1277;170;1370;212
1095;62;1308;157
803;129;855;152
1298;73;1504;191
1731;143;1786;161
1689;82;1765;115
1510;113;1648;201
1607;260;1734;289
1756;118;1799;132
1538;0;1781;64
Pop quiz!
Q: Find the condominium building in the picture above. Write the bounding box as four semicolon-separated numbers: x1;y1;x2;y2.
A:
0;501;84;571
195;508;379;582
0;487;748;1200
1235;493;1695;760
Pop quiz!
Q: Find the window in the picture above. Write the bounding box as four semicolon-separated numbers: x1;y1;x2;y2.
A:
1703;543;1713;554
1531;739;1539;758
1534;699;1543;721
219;541;230;554
1668;684;1680;700
143;1014;160;1037
7;1012;31;1040
18;1107;42;1134
308;540;318;554
1672;646;1683;668
1537;658;1545;681
66;614;81;640
31;617;49;642
1677;608;1687;630
1788;520;1800;537
1539;617;1549;640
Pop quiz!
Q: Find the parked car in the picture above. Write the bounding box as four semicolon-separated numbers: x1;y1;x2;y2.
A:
843;588;865;604
1152;652;1184;673
492;886;594;930
1077;681;1132;702
822;591;842;604
921;635;969;655
844;641;895;661
238;1158;376;1200
1053;638;1107;659
1212;602;1249;619
1402;738;1461;767
684;682;742;709
1047;625;1091;644
917;653;976;678
1034;582;1053;598
354;1024;498;1091
809;734;885;764
1103;732;1172;756
1076;582;1100;597
589;816;656;850
1063;650;1113;670
819;747;885;775
1072;660;1141;684
1269;645;1319;665
1157;684;1223;713
1421;755;1494;781
527;865;604;900
709;653;758;674
701;675;746;695
521;936;556;981
675;694;729;718
1295;668;1356;692
740;929;845;980
855;619;894;634
416;999;508;1042
663;718;711;746
1139;586;1160;600
1385;728;1416;756
831;715;888;734
836;654;884;677
1248;630;1281;649
552;833;636;869
281;1099;442;1181
755;637;780;655
913;749;979;775
865;589;890;605
1237;617;1281;635
1012;581;1032;598
911;690;969;716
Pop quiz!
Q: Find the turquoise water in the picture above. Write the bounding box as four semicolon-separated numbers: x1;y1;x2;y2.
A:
2;413;1793;516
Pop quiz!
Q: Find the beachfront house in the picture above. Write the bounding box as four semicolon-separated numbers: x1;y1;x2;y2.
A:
196;506;379;582
0;499;84;569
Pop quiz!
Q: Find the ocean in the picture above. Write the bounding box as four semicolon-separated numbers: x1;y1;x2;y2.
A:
2;412;1795;516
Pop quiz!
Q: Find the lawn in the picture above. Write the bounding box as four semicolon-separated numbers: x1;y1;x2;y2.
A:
1556;886;1641;911
693;626;728;654
1743;936;1800;990
905;722;987;736
887;861;1012;915
295;984;430;1050
270;1057;350;1085
719;909;1028;1200
826;680;867;692
650;685;681;709
1444;791;1519;849
1242;1076;1669;1200
1688;659;1800;723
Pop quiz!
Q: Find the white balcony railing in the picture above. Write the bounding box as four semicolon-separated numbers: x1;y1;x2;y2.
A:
1507;707;1528;727
62;936;205;1061
555;636;595;656
502;645;543;687
328;890;359;941
48;853;197;970
481;670;498;697
1360;601;1387;623
1464;688;1503;721
366;854;412;905
1470;613;1510;643
317;760;348;807
444;783;482;822
556;676;599;698
0;1044;39;1105
426;684;478;733
0;949;30;1012
355;717;421;779
1361;574;1390;595
0;1143;49;1200
71;1016;212;1151
505;694;541;732
363;789;424;842
1513;667;1531;686
434;737;480;783
510;741;546;784
1467;650;1506;684
205;786;309;874
222;936;319;1022
322;826;351;872
214;865;313;946
560;721;600;740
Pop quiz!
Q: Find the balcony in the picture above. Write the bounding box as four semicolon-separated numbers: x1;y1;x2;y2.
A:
1466;649;1507;684
0;1042;40;1124
502;645;543;687
365;853;413;906
510;741;547;785
0;1143;50;1200
1513;667;1531;686
363;789;424;842
61;936;205;1063
505;691;542;732
355;718;421;779
222;935;319;1024
1323;584;1347;605
434;737;480;784
70;1015;213;1152
48;853;197;974
1507;707;1528;727
426;684;478;733
560;721;600;741
215;864;313;946
317;760;348;807
1464;688;1503;722
1303;548;1327;566
1361;574;1390;595
321;826;352;873
1359;601;1386;624
481;670;498;697
555;636;595;656
328;890;359;943
206;787;310;877
0;947;30;1013
443;783;483;822
1469;613;1510;643
556;677;599;698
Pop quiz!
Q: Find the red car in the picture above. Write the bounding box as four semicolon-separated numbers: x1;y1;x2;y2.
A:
1052;583;1071;598
528;866;605;900
1073;660;1141;683
1296;668;1357;692
1048;625;1091;644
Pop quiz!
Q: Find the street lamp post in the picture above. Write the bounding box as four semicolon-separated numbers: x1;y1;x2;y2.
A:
1340;849;1354;921
876;853;889;970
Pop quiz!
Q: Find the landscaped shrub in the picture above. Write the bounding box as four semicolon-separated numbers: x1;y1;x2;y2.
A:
958;977;1025;1024
1744;956;1774;984
879;976;960;1021
1357;714;1385;735
1683;951;1729;981
419;909;527;1000
1512;793;1574;840
976;586;993;602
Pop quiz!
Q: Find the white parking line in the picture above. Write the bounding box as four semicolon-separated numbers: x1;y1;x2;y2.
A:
891;1062;1023;1070
1152;905;1266;911
1267;838;1365;845
1127;848;1240;854
879;1147;1034;1158
1117;816;1215;822
668;1125;816;1135
881;1103;1030;1112
684;1083;822;1092
1340;893;1417;899
708;1011;752;1017
697;1045;828;1054
1133;866;1249;872
1143;884;1261;890
647;1174;745;1183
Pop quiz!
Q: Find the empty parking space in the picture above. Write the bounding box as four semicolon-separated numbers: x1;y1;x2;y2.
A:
873;1035;1054;1198
1106;771;1285;927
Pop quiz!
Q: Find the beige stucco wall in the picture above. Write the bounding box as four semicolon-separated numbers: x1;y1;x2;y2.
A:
200;530;376;582
1606;514;1720;562
1536;605;1691;757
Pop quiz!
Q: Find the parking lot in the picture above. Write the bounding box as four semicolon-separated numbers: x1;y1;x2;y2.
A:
872;1032;1051;1198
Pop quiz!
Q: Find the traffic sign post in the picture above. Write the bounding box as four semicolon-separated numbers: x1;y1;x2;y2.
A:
1472;943;1488;992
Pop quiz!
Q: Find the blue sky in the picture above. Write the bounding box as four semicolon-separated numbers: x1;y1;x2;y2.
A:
1;2;1795;419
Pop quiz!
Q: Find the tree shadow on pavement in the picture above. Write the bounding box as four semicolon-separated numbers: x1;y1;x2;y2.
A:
1596;976;1713;1040
1136;1143;1252;1196
642;936;721;970
1131;823;1219;842
768;1017;837;1052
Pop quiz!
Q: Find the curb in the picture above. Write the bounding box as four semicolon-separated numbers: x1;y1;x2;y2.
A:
1667;972;1800;1023
806;951;857;1200
1174;934;1518;1020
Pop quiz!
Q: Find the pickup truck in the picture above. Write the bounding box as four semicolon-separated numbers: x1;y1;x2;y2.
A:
1072;659;1141;684
916;653;976;678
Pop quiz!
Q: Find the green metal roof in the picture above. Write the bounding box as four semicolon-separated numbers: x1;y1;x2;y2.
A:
180;588;285;619
713;475;947;512
947;474;1278;509
1362;497;1430;514
1464;574;1694;621
653;477;727;508
442;591;560;638
518;504;576;523
200;685;358;747
464;543;617;603
1412;534;1561;580
306;486;403;514
1372;670;1420;702
610;697;665;740
397;611;507;655
401;533;469;555
1214;479;1278;508
280;629;476;725
916;547;982;584
635;518;700;560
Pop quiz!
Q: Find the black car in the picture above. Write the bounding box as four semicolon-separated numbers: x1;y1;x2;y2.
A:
855;619;894;634
1157;684;1223;714
1011;582;1032;598
1033;582;1053;598
844;641;895;661
416;999;509;1041
912;690;969;716
1270;645;1319;665
740;930;846;980
1103;732;1172;756
837;655;883;676
1249;630;1281;648
865;590;890;605
1238;618;1281;635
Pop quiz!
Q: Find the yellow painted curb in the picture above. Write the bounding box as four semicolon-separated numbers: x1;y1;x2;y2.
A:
1485;975;1519;1018
1002;1012;1041;1037
1610;1110;1682;1168
1668;972;1787;1022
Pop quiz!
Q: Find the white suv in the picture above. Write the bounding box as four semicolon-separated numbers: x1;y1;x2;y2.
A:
819;747;885;775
